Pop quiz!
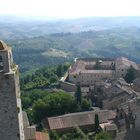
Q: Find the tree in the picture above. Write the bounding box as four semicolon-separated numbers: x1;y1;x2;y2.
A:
61;127;87;140
95;131;112;140
49;130;60;140
32;92;77;123
75;83;82;105
74;127;87;139
63;62;70;72
94;114;100;133
26;109;34;125
49;75;58;83
21;96;32;109
20;65;60;90
124;66;137;83
33;99;47;123
81;99;91;111
56;64;63;77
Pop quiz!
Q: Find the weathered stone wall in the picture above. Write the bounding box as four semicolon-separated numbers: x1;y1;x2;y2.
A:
69;71;114;86
0;50;13;73
14;69;25;140
60;81;76;92
0;40;25;140
0;71;24;140
133;78;140;92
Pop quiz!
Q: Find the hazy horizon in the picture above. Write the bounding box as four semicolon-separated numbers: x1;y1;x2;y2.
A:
0;0;140;19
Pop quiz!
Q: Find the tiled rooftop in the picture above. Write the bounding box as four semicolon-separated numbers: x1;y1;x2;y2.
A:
69;59;114;75
47;110;115;130
69;57;139;75
116;57;138;70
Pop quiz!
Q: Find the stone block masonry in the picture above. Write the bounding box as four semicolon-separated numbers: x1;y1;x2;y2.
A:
0;40;25;140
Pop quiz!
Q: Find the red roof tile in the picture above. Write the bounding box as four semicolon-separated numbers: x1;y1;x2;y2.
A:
36;132;49;140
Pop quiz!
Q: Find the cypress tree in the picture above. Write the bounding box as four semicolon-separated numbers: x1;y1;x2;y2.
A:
95;113;99;133
75;83;82;105
56;64;63;77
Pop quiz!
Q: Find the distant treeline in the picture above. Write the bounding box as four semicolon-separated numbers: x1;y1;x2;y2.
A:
6;28;140;74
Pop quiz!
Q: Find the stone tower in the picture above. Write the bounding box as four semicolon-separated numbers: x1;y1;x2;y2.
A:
0;40;25;140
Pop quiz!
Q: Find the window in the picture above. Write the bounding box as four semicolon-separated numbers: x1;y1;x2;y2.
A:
17;107;20;113
0;55;3;71
0;55;2;62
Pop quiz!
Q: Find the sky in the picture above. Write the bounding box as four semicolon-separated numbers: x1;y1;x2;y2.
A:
0;0;140;19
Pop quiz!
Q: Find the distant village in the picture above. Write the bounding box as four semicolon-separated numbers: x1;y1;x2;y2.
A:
58;57;140;139
1;40;140;140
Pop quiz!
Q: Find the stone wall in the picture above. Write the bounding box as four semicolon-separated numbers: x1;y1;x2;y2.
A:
60;81;76;92
0;71;24;140
0;40;25;140
69;71;114;86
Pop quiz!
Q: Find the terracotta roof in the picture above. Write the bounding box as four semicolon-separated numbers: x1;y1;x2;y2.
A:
115;57;138;70
46;110;115;130
36;132;50;140
69;57;139;75
69;59;114;75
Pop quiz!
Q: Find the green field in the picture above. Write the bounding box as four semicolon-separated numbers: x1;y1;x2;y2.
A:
42;48;69;58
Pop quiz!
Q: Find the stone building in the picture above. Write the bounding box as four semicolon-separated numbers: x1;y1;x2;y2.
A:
22;111;36;140
0;40;25;140
68;58;115;86
43;110;115;133
60;57;139;92
133;78;140;92
115;57;139;77
102;91;131;109
66;57;139;87
89;78;136;110
114;107;136;131
100;123;117;138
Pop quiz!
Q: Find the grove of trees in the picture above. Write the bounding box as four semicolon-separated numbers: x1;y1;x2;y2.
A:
20;63;70;90
50;127;112;140
21;89;91;124
124;66;137;83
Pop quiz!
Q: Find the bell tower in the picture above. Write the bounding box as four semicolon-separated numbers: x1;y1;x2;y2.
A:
0;40;25;140
0;40;14;73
